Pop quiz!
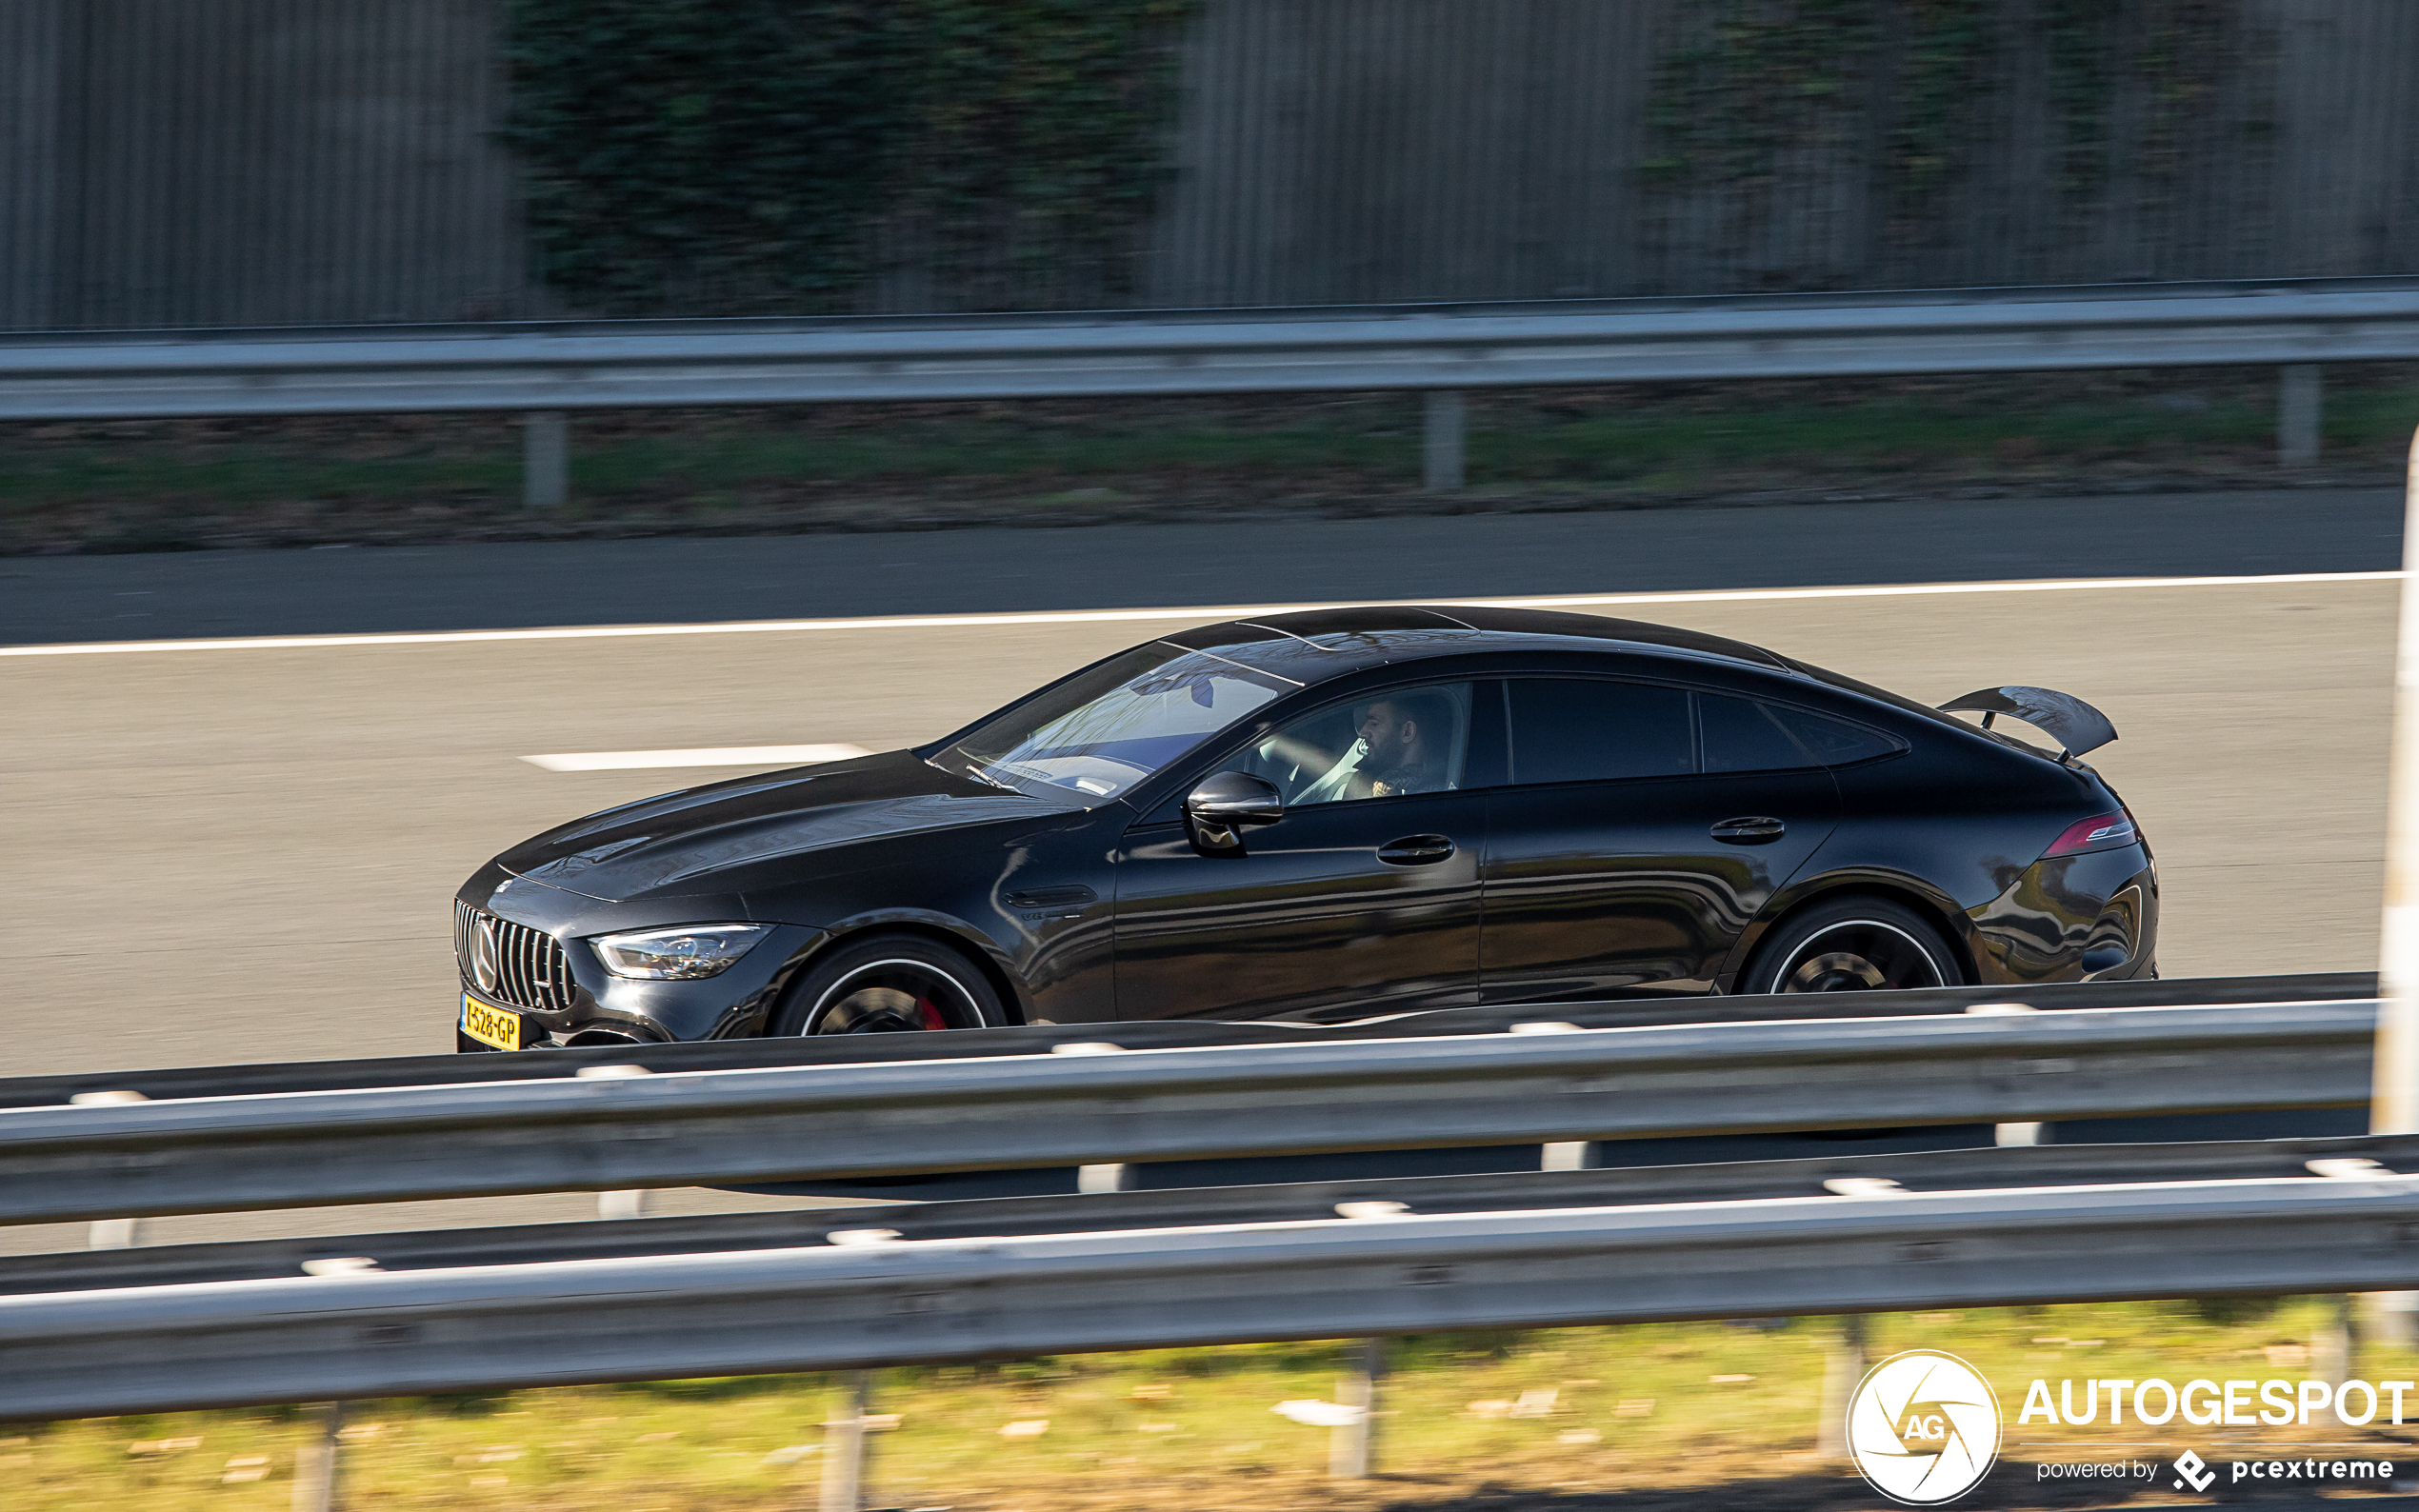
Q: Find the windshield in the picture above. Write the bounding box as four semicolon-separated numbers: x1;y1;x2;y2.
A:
929;643;1296;802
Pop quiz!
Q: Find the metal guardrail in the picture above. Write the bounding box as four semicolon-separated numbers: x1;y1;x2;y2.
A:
0;971;2367;1110
10;1170;2419;1420
0;1001;2371;1225
5;278;2416;421
11;1129;2416;1298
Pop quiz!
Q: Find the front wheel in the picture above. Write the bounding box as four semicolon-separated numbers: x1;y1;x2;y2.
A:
1736;897;1960;996
769;933;1005;1036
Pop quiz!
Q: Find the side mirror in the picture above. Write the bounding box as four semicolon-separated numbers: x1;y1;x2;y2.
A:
1184;771;1283;854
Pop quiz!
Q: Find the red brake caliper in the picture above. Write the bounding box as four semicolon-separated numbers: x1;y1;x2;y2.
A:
917;997;946;1030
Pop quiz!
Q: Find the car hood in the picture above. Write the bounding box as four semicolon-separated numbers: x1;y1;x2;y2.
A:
495;748;1079;903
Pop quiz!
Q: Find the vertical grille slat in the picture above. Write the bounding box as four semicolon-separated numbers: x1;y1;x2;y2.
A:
508;925;530;1004
456;905;576;1014
517;924;539;1005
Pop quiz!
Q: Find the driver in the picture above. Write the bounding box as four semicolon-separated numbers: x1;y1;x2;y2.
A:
1348;691;1455;798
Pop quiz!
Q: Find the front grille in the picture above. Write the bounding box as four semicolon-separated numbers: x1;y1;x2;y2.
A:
454;899;580;1014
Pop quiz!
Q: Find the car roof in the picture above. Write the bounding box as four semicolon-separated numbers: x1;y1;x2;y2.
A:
1161;604;1799;683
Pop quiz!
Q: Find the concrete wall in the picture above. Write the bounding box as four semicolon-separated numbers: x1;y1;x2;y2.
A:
10;0;537;329
1140;0;2419;308
3;0;2414;329
0;0;70;329
1147;0;1664;308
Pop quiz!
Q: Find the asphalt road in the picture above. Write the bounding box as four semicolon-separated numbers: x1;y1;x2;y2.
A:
0;488;2398;1252
4;559;2388;1074
0;487;2397;644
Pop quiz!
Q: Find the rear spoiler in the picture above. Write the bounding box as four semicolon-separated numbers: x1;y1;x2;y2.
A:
1937;686;2117;761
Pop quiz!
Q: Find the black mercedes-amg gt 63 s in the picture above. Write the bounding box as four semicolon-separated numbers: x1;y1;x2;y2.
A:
452;606;2154;1051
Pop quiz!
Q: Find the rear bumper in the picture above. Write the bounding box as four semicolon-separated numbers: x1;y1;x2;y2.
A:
1968;846;2157;985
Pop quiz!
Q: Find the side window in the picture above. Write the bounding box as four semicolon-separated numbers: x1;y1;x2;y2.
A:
1246;683;1473;805
1509;679;1691;785
1767;705;1903;766
1698;693;1819;774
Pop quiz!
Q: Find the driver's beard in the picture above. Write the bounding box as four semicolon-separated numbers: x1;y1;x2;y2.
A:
1359;740;1418;782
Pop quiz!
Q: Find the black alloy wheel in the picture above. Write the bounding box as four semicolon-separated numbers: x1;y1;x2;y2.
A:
770;933;1004;1037
1744;897;1959;995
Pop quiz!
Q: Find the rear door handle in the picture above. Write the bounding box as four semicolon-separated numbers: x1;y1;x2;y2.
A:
1377;834;1456;865
1004;885;1098;908
1710;816;1787;845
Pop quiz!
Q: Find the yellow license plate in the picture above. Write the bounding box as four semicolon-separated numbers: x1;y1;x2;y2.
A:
461;995;523;1051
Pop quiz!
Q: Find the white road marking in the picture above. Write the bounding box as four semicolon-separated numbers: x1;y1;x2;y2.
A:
521;744;871;772
0;570;2397;657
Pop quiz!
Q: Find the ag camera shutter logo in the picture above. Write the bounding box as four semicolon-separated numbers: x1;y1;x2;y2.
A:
1848;1349;2003;1505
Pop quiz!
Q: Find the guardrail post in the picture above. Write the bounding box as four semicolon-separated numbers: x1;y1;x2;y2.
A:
2316;1295;2356;1407
1967;1004;2049;1144
2372;422;2419;1346
74;1097;151;1247
1422;389;1466;491
1329;1337;1386;1478
290;1401;343;1512
87;1217;144;1248
819;1370;873;1512
2278;366;2323;467
1815;1314;1869;1459
524;410;569;511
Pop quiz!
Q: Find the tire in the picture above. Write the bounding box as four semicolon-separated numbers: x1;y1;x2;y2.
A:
1736;895;1961;996
768;932;1005;1036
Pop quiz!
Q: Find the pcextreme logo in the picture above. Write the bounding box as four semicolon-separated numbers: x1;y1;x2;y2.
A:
1847;1350;2005;1505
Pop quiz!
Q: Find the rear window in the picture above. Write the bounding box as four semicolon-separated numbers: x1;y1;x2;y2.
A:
1699;694;1816;773
1767;705;1903;766
1780;654;1969;733
1507;678;1903;784
1508;679;1692;785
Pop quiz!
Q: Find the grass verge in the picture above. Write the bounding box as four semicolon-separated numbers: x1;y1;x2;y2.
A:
3;367;2412;554
9;1298;2416;1510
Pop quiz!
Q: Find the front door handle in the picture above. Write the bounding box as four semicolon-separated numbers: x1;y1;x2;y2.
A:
1377;834;1456;865
1710;816;1787;845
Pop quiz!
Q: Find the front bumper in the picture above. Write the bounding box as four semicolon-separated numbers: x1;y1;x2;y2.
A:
452;865;822;1048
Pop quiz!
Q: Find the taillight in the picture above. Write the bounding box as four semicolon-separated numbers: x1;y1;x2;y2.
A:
2043;810;2138;858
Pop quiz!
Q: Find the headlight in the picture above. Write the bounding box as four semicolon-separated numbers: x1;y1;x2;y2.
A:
591;924;773;980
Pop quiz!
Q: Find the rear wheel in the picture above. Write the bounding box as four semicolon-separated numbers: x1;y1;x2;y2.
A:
770;933;1004;1036
1738;896;1960;996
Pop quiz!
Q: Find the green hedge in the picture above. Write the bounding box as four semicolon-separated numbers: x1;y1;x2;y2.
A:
1647;0;2239;230
503;0;1196;316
